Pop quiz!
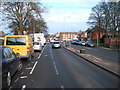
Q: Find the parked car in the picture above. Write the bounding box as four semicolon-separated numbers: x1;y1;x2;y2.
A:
52;41;61;48
4;35;34;61
71;40;80;45
79;41;86;46
85;41;95;47
0;46;22;88
33;42;42;51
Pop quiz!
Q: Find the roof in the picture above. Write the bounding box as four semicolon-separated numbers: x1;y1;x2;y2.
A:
60;32;78;34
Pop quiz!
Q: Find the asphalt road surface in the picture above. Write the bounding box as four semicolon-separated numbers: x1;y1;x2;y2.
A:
9;43;119;89
68;43;119;63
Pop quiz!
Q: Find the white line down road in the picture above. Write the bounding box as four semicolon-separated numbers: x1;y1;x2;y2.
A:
21;85;26;90
29;61;38;75
53;61;59;75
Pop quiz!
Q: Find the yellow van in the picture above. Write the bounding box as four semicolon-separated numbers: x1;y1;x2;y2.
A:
4;35;34;61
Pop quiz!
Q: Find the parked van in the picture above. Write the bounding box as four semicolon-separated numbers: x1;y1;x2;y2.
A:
4;35;34;61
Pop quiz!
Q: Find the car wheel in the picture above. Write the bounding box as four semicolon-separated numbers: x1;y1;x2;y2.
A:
7;72;11;87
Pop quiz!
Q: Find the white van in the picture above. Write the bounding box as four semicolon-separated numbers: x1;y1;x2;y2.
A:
33;42;42;51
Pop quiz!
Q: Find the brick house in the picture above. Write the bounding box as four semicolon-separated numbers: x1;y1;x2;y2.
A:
59;32;78;41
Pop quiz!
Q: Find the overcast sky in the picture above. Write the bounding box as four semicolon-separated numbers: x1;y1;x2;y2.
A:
41;0;101;34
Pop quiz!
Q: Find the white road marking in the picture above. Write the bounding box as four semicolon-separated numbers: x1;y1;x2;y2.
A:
9;86;12;90
60;85;64;90
53;61;59;75
20;76;27;79
21;85;26;90
15;78;19;82
25;67;32;70
29;61;38;74
21;72;24;75
38;53;42;59
51;54;53;60
38;45;46;59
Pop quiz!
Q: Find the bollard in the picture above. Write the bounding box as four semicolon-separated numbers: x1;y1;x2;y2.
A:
65;44;69;47
80;48;86;54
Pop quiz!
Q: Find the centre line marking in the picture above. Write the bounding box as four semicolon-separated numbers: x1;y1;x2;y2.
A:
53;61;59;75
30;61;38;74
21;85;26;90
15;78;19;82
60;85;64;90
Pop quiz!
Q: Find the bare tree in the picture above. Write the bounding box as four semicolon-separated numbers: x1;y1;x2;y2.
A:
2;2;48;35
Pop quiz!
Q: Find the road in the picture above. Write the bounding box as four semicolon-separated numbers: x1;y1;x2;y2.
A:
67;43;119;63
10;43;119;89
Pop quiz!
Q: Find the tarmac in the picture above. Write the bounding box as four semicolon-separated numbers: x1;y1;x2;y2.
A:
62;45;120;77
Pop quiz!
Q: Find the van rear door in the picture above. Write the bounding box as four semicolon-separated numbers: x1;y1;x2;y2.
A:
5;37;28;57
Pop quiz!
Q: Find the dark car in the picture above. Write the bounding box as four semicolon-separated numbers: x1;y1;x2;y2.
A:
71;40;80;45
0;46;22;88
52;41;61;48
85;41;95;47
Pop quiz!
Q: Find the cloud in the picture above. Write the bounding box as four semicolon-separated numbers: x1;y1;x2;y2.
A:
43;9;91;23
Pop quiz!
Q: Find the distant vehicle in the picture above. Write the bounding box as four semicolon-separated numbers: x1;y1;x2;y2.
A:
79;41;86;46
71;39;80;45
52;41;61;48
0;46;22;88
33;42;42;51
85;41;95;47
4;35;34;61
33;33;46;47
50;39;55;43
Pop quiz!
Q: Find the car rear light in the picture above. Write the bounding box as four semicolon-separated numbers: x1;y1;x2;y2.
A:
27;47;30;49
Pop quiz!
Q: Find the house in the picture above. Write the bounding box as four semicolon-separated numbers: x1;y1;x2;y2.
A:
59;32;78;41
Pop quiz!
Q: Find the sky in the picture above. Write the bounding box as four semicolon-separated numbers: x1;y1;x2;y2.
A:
41;0;101;34
0;0;101;34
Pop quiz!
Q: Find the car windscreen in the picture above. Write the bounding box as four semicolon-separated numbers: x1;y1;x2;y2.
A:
54;42;60;44
34;42;39;45
6;37;26;45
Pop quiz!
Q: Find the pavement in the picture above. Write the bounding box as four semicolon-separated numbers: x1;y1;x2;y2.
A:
62;45;120;76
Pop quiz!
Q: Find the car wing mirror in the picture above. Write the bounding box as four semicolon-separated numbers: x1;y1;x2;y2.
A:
16;53;20;58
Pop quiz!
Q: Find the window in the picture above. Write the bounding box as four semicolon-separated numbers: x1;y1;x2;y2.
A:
6;37;26;45
6;37;15;45
34;42;39;45
4;48;12;59
16;37;26;45
7;48;16;58
54;42;60;44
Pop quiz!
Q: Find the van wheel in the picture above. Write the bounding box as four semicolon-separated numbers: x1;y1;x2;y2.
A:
28;55;32;61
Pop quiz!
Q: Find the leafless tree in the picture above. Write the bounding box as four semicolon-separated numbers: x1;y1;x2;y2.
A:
2;2;48;35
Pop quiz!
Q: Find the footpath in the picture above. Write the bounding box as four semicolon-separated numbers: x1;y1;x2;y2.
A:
62;45;120;76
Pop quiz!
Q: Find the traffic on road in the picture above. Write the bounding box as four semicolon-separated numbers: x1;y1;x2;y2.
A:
1;41;119;89
0;1;119;89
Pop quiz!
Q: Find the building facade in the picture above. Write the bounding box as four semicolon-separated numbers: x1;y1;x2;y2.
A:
59;32;78;41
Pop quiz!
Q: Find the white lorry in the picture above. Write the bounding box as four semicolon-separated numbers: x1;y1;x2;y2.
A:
30;33;46;47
